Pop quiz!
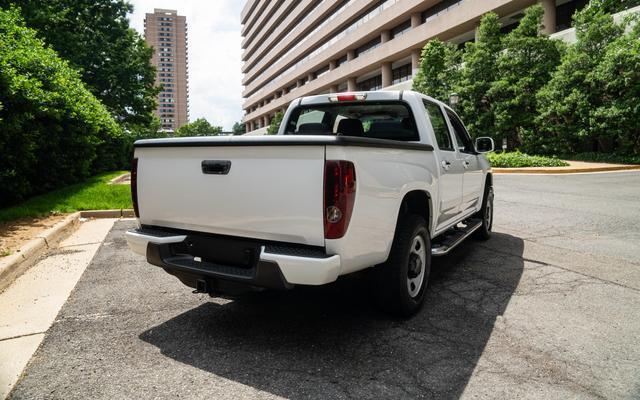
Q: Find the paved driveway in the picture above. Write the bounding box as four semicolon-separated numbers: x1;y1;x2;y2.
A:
9;171;640;399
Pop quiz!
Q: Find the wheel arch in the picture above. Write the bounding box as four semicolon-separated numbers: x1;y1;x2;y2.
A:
398;190;432;234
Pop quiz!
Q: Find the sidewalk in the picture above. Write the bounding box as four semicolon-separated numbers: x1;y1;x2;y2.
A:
0;218;117;398
493;160;640;174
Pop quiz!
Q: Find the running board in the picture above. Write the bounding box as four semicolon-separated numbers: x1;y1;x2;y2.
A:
431;219;482;256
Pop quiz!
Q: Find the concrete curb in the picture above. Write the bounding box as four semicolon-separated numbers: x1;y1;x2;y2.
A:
0;212;81;293
493;165;640;174
80;209;135;218
0;209;135;293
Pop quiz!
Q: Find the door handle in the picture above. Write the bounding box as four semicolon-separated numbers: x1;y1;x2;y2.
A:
441;160;451;171
462;160;470;169
201;160;232;175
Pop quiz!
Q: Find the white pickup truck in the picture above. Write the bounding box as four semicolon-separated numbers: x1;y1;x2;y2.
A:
126;91;494;316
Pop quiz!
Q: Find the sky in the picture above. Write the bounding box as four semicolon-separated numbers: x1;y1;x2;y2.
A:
128;0;244;131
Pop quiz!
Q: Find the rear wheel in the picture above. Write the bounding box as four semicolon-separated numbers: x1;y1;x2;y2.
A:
474;184;493;241
372;214;431;317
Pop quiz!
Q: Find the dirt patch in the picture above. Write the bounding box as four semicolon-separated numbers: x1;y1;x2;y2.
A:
0;214;68;257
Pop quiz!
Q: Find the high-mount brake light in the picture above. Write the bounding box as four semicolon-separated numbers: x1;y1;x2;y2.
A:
323;160;356;239
328;93;367;102
131;158;140;218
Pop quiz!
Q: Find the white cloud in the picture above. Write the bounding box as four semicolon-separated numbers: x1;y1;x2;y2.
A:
128;0;244;131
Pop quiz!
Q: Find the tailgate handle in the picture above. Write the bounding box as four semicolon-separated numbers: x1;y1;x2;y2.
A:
202;160;231;175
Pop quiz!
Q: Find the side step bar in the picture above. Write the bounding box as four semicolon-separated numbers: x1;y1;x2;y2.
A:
431;219;483;256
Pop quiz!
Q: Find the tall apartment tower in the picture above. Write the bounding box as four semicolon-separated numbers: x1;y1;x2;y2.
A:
241;0;591;134
144;8;189;132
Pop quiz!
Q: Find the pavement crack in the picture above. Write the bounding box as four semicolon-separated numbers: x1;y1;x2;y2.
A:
0;331;46;342
478;243;640;293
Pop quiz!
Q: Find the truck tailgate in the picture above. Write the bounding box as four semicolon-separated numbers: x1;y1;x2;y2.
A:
135;145;326;246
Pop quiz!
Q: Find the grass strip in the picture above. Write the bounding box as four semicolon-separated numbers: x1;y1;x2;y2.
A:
0;171;132;222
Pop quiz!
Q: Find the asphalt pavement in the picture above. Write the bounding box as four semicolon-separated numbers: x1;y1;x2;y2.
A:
8;171;640;400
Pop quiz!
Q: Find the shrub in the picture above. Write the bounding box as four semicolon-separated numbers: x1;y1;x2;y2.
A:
0;8;123;207
487;152;569;168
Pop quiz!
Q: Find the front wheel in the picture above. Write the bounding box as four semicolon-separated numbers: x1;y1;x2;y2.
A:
474;185;494;241
372;214;431;317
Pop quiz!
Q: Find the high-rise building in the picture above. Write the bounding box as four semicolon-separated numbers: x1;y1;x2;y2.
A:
241;0;590;134
144;8;189;132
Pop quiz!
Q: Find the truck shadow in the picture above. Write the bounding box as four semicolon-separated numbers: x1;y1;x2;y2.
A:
139;232;524;399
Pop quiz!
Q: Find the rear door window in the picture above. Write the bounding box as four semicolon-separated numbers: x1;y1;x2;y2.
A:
284;101;419;141
446;109;475;153
423;100;454;151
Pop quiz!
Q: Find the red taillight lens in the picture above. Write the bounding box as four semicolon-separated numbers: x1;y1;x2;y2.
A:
324;160;356;239
329;93;367;102
131;158;140;218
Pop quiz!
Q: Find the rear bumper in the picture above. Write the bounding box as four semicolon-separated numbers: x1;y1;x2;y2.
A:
125;228;341;288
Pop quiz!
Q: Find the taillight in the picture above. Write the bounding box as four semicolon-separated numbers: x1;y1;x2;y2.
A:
324;160;356;239
131;158;140;218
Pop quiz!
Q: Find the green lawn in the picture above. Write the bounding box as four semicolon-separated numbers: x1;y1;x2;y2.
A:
487;151;569;168
0;171;132;222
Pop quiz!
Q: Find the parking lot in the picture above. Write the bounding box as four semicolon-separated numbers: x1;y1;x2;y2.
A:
8;171;640;400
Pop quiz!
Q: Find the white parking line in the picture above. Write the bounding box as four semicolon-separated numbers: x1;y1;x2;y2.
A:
0;218;117;399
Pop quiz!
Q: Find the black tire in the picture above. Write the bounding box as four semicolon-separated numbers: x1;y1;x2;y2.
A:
372;214;431;318
474;183;494;241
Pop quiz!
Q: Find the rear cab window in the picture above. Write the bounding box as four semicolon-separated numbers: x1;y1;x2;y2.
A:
284;101;419;141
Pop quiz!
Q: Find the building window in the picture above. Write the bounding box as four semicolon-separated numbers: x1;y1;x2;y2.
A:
355;37;381;57
357;75;382;91
391;20;411;39
421;0;463;23
392;64;412;84
556;0;589;31
315;65;330;78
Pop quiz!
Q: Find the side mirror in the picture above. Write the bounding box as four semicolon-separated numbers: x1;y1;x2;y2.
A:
475;137;494;153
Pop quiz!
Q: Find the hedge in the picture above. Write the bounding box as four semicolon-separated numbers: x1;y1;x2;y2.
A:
0;8;130;207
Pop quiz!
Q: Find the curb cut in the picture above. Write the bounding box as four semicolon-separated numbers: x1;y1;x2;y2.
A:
0;209;135;293
492;165;640;174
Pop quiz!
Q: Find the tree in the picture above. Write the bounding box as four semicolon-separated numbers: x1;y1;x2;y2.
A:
267;112;283;135
175;118;223;137
534;5;625;154
589;16;640;154
2;0;159;132
455;12;502;139
232;121;246;135
488;5;563;149
0;8;122;206
131;117;167;140
591;0;640;13
412;39;461;102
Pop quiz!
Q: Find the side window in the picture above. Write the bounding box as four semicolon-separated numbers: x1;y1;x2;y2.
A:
423;100;453;151
446;110;474;153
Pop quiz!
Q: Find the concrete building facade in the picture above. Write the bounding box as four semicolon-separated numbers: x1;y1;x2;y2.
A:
144;8;189;132
241;0;589;134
